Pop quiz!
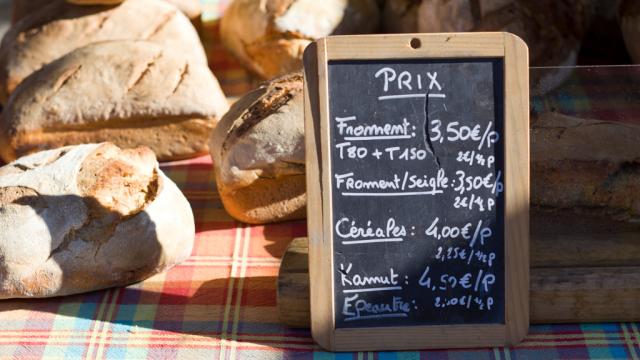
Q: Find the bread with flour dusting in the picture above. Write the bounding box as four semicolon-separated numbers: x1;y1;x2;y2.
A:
0;40;228;162
209;72;305;224
0;0;206;102
0;143;194;299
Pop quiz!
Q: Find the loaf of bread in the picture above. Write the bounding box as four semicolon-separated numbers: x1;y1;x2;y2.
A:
209;72;305;224
0;143;194;299
382;0;591;93
0;40;228;162
620;0;640;63
531;111;640;222
0;0;207;103
12;0;202;24
220;0;380;80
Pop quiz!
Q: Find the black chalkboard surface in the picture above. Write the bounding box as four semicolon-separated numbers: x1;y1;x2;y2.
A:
329;59;505;328
304;33;529;351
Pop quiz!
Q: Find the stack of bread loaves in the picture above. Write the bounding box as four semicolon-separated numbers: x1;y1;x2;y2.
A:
0;0;228;161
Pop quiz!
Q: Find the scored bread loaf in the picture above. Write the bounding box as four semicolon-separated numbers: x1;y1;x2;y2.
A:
12;0;202;23
0;0;206;103
220;0;380;80
0;40;228;162
620;0;640;63
210;72;305;224
0;143;194;299
531;111;640;222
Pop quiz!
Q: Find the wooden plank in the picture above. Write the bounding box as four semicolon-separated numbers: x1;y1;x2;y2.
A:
532;211;640;267
326;33;505;59
303;40;334;350
278;238;640;328
503;32;530;345
532;267;640;323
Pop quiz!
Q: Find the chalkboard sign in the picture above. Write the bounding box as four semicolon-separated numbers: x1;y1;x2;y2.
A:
304;33;529;351
330;58;505;329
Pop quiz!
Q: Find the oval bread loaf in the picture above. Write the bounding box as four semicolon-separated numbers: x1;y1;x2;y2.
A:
0;143;194;299
620;0;640;63
210;72;305;224
531;112;640;222
220;0;380;80
0;40;229;162
0;0;207;103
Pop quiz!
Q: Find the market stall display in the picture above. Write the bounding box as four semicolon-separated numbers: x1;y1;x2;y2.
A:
0;0;638;357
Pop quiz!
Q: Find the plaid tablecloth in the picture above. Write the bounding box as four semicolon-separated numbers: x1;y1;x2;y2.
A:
0;154;639;359
1;1;639;358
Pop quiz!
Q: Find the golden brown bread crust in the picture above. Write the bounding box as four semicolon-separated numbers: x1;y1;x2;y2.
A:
4;118;214;162
0;40;228;162
220;0;380;79
210;72;305;224
221;175;306;224
0;0;207;103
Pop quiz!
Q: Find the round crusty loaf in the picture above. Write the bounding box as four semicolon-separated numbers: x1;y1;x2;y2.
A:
382;0;591;93
0;143;194;299
210;72;305;224
620;0;640;63
220;0;380;80
0;40;228;162
0;0;207;103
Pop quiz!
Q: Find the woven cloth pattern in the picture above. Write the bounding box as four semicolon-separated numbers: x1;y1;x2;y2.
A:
0;155;638;359
0;0;638;358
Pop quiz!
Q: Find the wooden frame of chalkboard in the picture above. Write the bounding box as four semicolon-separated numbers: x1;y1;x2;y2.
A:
303;33;529;351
